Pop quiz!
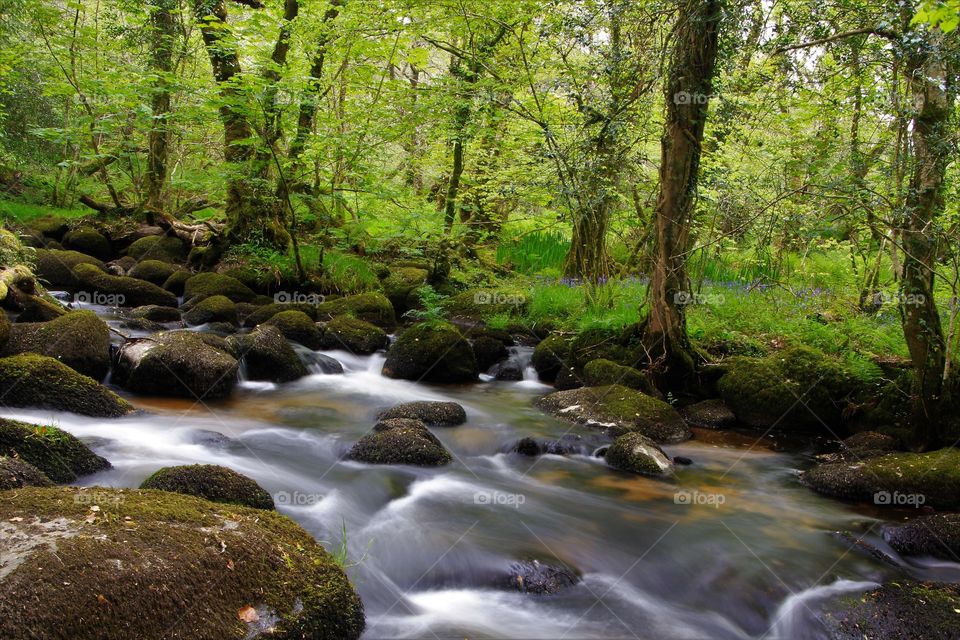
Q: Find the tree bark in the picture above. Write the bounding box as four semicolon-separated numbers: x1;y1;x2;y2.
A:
145;0;177;216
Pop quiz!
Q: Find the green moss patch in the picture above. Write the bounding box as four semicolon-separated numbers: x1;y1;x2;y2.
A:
315;293;396;329
0;418;110;483
382;322;478;383
0;354;132;417
141;464;274;510
2;310;111;380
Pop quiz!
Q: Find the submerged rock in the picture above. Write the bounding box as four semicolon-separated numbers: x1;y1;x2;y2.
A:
537;385;691;443
382;322;478;383
605;432;674;476
0;457;54;490
347;418;452;466
2;310;111;380
679;399;737;429
0;418;110;483
821;580;960;640
230;325;307;383
500;560;580;595
378;401;467;426
140;464;275;510
884;514;960;561
511;436;587;457
0;487;365;640
0;354;133;417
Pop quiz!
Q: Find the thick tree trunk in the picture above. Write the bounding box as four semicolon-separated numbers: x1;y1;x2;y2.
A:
900;27;954;450
145;0;177;216
642;0;723;388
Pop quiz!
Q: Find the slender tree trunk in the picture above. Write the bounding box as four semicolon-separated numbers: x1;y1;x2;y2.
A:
145;0;177;217
642;0;723;388
258;0;300;180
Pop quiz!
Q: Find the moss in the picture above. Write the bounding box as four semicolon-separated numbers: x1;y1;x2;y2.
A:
442;288;529;320
2;310;111;380
183;272;257;303
183;295;239;326
382;322;478;383
472;336;509;372
161;269;192;295
532;333;572;382
229;325;307;382
127;259;177;286
347;418;452;466
801;448;960;508
605;432;673;476
822;581;960;640
0;456;54;489
141;464;274;510
0;487;365;640
315;292;396;329
127;305;181;323
0;354;132;417
568;326;645;370
0;418;110;483
678;399;737;429
63;227;112;260
0;310;9;351
537;385;691;443
266;310;323;350
378;401;467;426
244;302;319;327
884;514;960;560
34;248;104;287
73;262;178;307
125;235;187;263
318;315;388;354
583;358;653;394
382;267;429;314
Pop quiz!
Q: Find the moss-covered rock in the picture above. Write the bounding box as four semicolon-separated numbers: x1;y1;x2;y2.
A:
717;345;860;432
73;263;178;307
140;464;274;510
821;581;960;640
125;235;187;263
382;267;428;314
266;310;323;350
315;292;396;329
800;449;960;508
114;331;238;399
532;333;571;382
22;216;69;243
34;248;105;287
183;272;257;304
127;259;178;286
605;432;674;476
161;269;192;295
443;288;529;320
0;309;9;351
229;325;307;383
2;310;111;380
0;486;365;640
382;322;478;383
62;227;112;261
127;305;181;323
0;418;110;483
347;418;452;466
679;399;737;430
0;456;53;489
318;315;388;354
105;255;137;276
537;385;691;443
243;302;319;327
883;514;960;561
0;354;132;417
183;295;238;327
582;358;654;394
472;336;509;372
378;401;467;426
568;326;645;370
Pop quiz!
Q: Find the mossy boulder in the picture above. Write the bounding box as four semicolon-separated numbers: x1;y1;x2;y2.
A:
347;418;452;466
266;310;323;350
800;449;960;508
582;358;654;394
378;401;467;426
183;295;238;327
568;326;645;370
183;272;257;304
23;216;69;243
73;263;178;307
532;333;571;382
315;292;396;329
140;464;274;510
113;331;238;399
127;305;181;323
884;514;960;561
382;267;429;314
0;354;132;417
0;486;365;640
244;302;319;327
0;456;53;489
821;581;960;640
2;310;111;380
127;259;178;286
605;432;674;476
125;235;187;263
34;249;104;287
15;293;67;323
62;227;112;261
382;322;478;383
229;325;307;383
472;336;509;372
717;346;859;432
0;310;9;351
679;399;737;430
537;385;691;443
318;315;388;354
161;269;192;295
0;418;110;483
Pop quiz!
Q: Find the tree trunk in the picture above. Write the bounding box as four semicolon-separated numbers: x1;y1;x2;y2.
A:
145;0;177;217
642;0;723;388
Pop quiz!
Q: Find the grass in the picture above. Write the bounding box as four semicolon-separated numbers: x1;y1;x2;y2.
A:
496;230;569;274
0;198;90;223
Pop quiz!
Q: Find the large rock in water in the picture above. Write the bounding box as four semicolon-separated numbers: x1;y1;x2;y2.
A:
531;333;570;382
500;560;580;595
183;294;239;326
378;400;467;426
537;385;691;443
382;322;478;383
318;315;388;354
73;263;178;307
821;580;960;640
0;487;365;640
0;354;133;417
605;432;674;476
2;310;111;380
347;418;452;466
884;514;960;561
34;249;105;287
140;464;275;510
266;310;323;350
229;325;307;382
0;418;110;483
113;331;239;399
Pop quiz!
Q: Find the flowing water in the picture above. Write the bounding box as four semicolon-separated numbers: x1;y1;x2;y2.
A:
9;301;960;639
